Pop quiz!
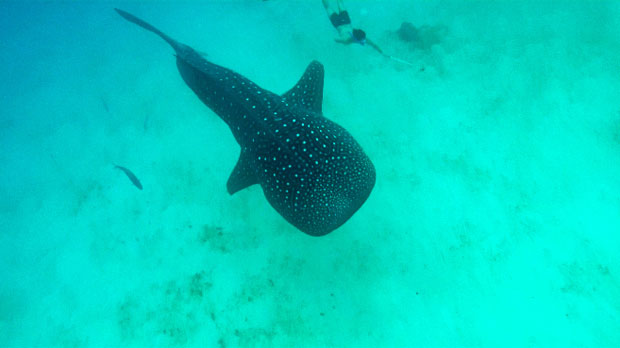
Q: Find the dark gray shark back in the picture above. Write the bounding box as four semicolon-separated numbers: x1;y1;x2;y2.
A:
115;9;375;236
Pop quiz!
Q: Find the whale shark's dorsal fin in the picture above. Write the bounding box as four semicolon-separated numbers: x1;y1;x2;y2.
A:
227;149;258;195
282;61;324;114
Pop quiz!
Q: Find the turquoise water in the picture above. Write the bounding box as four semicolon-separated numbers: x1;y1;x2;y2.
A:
1;0;620;346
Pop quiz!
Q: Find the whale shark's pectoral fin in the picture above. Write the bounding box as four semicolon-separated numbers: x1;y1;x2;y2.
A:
227;150;258;195
282;60;324;114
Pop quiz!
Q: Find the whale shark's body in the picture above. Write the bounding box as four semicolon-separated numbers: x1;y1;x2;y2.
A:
115;9;375;236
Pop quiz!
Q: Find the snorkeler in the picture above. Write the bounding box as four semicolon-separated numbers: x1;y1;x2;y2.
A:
322;0;385;55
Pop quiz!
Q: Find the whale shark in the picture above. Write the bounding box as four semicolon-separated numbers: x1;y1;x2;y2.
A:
115;9;375;236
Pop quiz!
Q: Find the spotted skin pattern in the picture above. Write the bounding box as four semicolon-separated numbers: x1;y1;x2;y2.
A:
116;9;375;236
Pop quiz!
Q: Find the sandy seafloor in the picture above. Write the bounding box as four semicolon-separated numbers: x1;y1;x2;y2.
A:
1;0;620;346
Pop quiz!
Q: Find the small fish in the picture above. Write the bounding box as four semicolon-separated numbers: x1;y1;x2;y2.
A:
114;165;143;190
143;114;150;131
101;97;110;113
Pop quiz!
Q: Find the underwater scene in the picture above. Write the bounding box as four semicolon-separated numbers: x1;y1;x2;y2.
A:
1;0;619;346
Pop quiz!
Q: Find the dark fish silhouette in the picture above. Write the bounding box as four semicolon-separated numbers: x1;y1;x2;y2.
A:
115;165;143;190
115;9;375;236
101;97;109;113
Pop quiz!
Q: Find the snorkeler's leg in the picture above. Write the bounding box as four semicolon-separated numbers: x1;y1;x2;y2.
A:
322;0;336;16
336;0;345;12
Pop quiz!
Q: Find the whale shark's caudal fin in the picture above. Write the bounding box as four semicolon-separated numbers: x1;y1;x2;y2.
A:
114;8;184;53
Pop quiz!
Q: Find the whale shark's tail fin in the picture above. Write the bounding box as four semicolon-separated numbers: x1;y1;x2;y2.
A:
115;8;184;53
